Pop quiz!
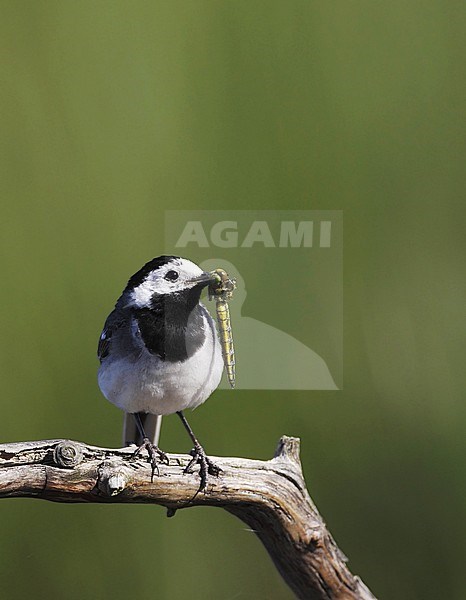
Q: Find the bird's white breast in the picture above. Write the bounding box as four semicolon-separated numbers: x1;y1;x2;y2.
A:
98;306;224;415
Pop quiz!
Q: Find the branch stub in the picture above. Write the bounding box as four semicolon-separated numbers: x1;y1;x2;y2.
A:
97;461;130;497
273;435;301;464
53;441;84;468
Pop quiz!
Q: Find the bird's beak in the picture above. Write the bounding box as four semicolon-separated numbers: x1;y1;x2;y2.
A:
186;272;215;287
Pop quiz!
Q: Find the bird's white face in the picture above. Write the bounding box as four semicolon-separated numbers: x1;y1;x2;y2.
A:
128;257;206;308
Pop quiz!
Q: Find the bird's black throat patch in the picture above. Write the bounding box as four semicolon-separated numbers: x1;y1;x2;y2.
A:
133;285;206;362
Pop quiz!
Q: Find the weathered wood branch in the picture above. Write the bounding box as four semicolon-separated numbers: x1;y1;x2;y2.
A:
0;436;376;600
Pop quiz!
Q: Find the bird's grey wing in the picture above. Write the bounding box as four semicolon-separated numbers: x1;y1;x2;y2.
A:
97;309;128;362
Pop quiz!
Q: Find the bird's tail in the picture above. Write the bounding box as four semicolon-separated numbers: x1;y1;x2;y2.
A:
123;413;163;447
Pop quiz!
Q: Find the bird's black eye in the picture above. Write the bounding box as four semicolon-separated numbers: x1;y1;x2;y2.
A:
164;270;179;282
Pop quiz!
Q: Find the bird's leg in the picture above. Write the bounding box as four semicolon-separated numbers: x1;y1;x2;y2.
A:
131;412;169;480
176;411;221;492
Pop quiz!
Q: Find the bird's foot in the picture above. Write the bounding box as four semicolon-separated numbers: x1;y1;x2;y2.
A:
132;438;169;481
184;442;221;492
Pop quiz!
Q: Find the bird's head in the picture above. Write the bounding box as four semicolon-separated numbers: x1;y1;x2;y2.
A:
122;255;214;309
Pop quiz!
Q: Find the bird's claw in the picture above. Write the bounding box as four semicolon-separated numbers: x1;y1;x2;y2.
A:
184;442;222;492
131;438;169;480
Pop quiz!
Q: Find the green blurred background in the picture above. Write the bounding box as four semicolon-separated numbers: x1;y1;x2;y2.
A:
1;2;464;599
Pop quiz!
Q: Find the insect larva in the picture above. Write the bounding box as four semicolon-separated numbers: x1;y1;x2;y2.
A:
208;269;236;388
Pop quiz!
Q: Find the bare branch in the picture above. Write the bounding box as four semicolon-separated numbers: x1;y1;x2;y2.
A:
0;436;376;600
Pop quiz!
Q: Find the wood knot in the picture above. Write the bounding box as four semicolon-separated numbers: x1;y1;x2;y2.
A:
53;441;84;468
273;436;301;464
97;461;129;497
305;531;323;551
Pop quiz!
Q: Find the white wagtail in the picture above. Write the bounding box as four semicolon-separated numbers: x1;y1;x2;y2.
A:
97;255;225;490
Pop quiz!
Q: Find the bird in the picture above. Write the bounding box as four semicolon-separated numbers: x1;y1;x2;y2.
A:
97;255;225;491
